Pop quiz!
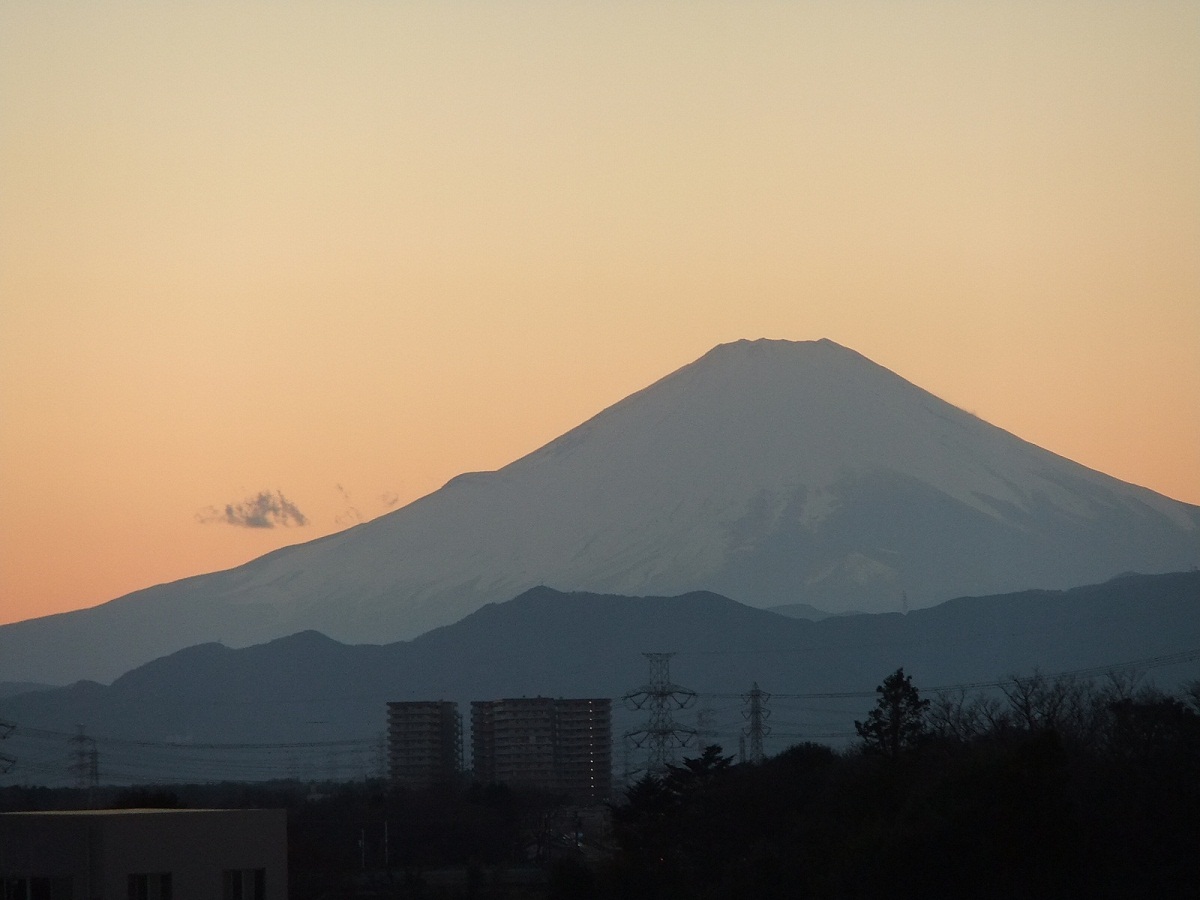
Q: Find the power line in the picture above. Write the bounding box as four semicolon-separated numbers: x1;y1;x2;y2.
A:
10;725;376;751
695;646;1200;702
623;652;697;777
2;646;1194;784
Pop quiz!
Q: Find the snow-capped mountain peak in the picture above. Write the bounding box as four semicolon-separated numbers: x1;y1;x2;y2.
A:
2;338;1197;685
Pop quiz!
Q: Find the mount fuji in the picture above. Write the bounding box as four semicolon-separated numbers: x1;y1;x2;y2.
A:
3;338;1198;684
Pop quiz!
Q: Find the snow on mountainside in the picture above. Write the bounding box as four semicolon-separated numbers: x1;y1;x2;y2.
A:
2;339;1198;685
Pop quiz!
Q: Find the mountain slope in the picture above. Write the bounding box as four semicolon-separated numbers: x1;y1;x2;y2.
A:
2;339;1197;684
1;572;1197;785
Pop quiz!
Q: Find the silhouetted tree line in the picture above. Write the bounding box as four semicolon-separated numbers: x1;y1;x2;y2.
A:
606;669;1200;900
2;670;1197;899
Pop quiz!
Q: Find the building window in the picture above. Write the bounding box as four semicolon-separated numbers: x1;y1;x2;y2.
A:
127;873;171;900
222;869;265;900
2;878;73;900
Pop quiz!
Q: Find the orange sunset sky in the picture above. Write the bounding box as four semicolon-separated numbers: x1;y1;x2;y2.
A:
2;2;1198;628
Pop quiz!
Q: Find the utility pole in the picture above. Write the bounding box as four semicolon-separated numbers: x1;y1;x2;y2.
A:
326;747;340;782
695;704;716;748
373;730;388;781
622;652;697;777
742;682;771;765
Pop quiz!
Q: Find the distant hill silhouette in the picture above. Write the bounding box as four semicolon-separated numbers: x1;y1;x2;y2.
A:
767;602;846;621
0;682;55;699
1;571;1196;785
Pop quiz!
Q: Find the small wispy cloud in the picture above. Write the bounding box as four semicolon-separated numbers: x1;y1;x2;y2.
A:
197;490;309;529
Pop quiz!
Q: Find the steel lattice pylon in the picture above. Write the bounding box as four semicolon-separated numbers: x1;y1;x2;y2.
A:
742;682;771;764
622;652;697;777
70;724;98;791
0;719;14;775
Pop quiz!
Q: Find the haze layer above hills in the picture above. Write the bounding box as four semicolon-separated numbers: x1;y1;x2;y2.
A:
1;572;1197;785
3;339;1197;684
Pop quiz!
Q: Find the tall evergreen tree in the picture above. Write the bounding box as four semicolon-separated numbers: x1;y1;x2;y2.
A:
855;668;930;759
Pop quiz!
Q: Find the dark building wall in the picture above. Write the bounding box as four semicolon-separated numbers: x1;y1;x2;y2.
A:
0;809;286;900
554;698;612;804
470;697;612;802
386;700;462;788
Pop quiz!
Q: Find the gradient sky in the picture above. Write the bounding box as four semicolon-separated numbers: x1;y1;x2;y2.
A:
2;2;1197;627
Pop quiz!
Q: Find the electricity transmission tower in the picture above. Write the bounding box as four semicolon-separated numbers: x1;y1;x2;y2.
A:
0;719;14;775
623;652;697;777
742;682;771;764
70;724;99;793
